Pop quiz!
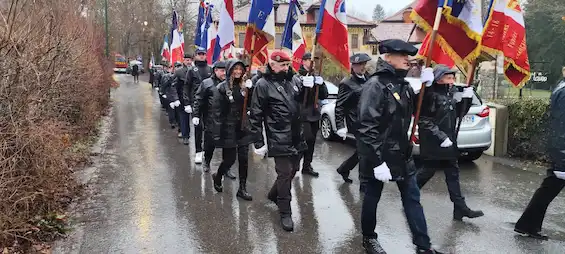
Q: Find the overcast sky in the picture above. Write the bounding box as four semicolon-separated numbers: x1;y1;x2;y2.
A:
302;0;415;20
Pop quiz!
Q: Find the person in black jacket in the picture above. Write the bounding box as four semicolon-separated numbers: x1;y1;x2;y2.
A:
161;65;179;129
249;51;307;232
154;65;165;109
193;61;226;173
193;48;213;163
357;39;442;254
514;72;565;240
172;53;201;145
211;59;254;201
334;53;371;183
416;65;483;221
297;52;328;177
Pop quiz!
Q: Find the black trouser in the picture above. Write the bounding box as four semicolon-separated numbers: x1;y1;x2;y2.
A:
133;73;139;82
417;159;466;208
269;155;301;216
217;145;249;183
302;121;319;169
195;123;204;153
159;95;166;109
515;173;565;232
204;142;215;165
337;133;359;177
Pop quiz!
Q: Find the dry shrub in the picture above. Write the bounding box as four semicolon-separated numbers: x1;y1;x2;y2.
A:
0;0;112;248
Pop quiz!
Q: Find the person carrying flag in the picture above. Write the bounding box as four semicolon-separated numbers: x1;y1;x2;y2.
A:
357;39;442;254
298;52;328;177
211;59;254;201
416;64;484;221
249;51;307;232
334;53;372;184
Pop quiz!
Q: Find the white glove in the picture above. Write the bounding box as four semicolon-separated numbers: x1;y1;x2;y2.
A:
303;76;314;88
245;79;253;88
373;162;392;183
453;91;463;102
192;117;200;126
174;100;181;107
462;87;474;99
169;102;175;109
315;76;324;85
184;105;192;113
254;145;268;157
554;171;565;180
154;87;159;91
420;67;434;86
336;128;347;140
440;138;453;148
162;94;167;99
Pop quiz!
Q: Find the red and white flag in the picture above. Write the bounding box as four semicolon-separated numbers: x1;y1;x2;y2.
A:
170;10;183;64
482;0;531;88
160;35;170;62
213;0;235;62
281;0;307;71
315;0;350;70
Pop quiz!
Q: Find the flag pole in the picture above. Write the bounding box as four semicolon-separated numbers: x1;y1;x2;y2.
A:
241;33;256;129
455;61;477;138
410;3;445;142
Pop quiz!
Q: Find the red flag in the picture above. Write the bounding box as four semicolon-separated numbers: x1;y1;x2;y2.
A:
417;32;455;68
482;0;530;88
315;0;350;70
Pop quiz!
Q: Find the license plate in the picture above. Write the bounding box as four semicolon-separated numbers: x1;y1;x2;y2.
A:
462;115;475;124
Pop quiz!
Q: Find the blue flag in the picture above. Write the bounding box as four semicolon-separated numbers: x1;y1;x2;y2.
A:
194;1;206;47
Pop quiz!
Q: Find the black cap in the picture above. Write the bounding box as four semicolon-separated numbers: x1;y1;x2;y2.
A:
174;62;182;67
433;64;457;82
350;53;371;64
184;53;193;59
213;61;226;69
378;39;418;56
195;47;206;54
302;52;312;60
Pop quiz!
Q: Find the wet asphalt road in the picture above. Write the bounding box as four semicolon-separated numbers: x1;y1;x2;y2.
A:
55;75;565;254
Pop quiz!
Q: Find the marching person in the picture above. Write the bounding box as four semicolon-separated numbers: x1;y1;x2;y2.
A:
249;51;308;232
357;39;442;254
192;48;213;164
514;70;565;240
154;63;166;110
162;64;180;130
298;53;328;177
173;53;201;145
211;59;254;201
416;65;484;221
334;53;372;183
193;61;226;173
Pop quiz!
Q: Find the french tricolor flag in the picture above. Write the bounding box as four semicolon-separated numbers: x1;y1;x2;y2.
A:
160;35;170;62
169;10;183;64
213;0;235;62
282;0;307;71
244;0;275;65
200;4;217;64
316;0;350;70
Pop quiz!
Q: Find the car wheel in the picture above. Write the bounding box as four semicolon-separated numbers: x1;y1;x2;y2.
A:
320;115;337;141
460;151;483;162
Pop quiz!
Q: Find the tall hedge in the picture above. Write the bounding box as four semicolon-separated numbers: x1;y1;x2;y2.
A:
499;98;551;161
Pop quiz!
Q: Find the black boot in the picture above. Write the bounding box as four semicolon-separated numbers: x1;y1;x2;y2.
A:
453;205;484;221
203;163;210;173
302;164;319;177
280;215;294;232
212;173;223;192
514;228;549;240
226;170;237;180
337;168;353;183
236;182;253;201
416;248;444;254
183;137;189;145
362;237;386;254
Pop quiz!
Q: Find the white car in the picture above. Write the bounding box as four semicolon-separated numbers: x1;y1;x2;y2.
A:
319;78;492;161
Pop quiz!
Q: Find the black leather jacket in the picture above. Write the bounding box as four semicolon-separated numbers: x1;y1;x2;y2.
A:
549;80;565;171
357;59;417;180
335;72;368;133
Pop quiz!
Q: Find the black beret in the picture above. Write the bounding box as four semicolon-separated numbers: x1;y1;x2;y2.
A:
174;62;182;67
302;52;312;60
378;39;418;56
184;53;193;59
350;53;371;64
213;61;226;69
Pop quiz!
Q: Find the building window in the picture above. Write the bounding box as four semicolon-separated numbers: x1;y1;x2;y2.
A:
351;34;359;49
275;33;282;49
238;33;245;48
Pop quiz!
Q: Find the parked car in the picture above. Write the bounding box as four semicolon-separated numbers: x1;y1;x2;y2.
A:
319;78;492;161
